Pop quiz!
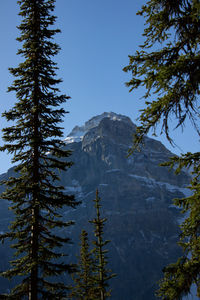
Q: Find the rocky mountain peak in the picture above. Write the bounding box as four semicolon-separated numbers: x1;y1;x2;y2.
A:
64;112;135;144
0;112;192;300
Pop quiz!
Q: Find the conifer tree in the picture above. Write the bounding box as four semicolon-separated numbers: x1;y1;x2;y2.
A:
124;0;200;149
157;154;200;299
123;0;200;299
89;190;115;300
0;0;77;299
69;230;96;300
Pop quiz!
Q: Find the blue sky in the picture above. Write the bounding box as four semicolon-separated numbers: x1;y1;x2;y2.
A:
0;0;199;174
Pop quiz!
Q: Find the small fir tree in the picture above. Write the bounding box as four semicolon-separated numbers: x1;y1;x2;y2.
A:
0;0;77;299
69;230;96;300
89;190;115;300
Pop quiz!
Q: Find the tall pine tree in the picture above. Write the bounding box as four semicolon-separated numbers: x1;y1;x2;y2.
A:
123;0;200;299
0;0;77;299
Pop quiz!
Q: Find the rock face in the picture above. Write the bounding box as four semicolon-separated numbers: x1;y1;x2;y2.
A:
0;112;190;299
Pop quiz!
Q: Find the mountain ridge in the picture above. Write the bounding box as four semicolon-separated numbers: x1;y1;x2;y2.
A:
0;112;191;299
64;112;135;144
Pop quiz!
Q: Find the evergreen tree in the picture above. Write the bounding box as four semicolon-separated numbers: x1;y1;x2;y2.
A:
124;0;200;148
123;0;200;299
69;230;96;300
89;190;115;300
0;0;77;299
157;153;200;299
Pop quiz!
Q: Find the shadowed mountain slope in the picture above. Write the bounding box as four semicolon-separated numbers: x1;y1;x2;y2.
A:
0;112;190;299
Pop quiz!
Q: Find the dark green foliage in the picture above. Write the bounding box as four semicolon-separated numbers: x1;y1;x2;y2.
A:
70;190;115;300
89;190;115;300
124;0;200;148
123;0;200;298
0;0;77;298
157;154;200;299
69;230;96;300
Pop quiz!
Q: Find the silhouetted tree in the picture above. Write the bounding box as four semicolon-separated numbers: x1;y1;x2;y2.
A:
0;0;77;298
69;230;96;300
124;0;200;299
89;190;115;300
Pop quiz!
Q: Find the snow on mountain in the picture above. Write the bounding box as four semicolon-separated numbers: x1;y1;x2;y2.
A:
64;112;133;144
0;111;192;300
64;129;85;144
129;173;191;197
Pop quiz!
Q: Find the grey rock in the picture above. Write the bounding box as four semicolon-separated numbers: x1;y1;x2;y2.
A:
0;112;190;300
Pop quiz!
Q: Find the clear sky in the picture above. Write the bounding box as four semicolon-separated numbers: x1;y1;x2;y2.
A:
0;0;199;174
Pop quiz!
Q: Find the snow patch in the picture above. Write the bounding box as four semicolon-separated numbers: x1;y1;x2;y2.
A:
64;136;83;144
106;169;121;173
129;174;191;197
84;191;94;198
64;129;86;144
146;197;156;203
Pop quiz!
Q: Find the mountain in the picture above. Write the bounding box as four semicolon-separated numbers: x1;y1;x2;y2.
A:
0;112;191;299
